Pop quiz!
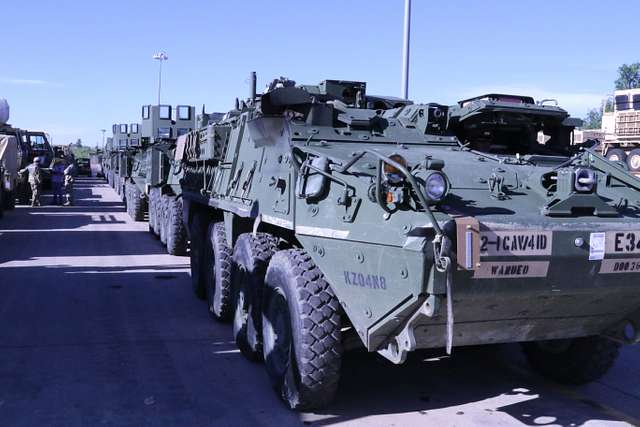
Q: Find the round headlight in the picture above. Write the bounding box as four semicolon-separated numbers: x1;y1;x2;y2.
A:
425;172;447;202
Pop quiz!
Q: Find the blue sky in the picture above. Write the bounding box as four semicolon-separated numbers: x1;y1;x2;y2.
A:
1;0;638;147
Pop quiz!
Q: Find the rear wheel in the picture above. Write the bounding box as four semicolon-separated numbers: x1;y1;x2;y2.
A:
129;184;146;222
262;249;342;410
206;222;233;320
626;148;640;172
166;197;187;256
606;148;627;164
522;336;620;384
232;232;278;361
148;188;159;237
159;196;169;244
189;211;208;299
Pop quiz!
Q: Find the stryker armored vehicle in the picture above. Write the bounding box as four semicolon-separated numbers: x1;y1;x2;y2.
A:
124;104;196;255
106;123;140;201
179;75;640;410
0;98;54;205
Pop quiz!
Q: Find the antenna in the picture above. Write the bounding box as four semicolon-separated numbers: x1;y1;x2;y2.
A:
401;0;411;100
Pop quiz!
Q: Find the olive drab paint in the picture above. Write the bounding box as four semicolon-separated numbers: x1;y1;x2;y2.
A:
175;78;640;366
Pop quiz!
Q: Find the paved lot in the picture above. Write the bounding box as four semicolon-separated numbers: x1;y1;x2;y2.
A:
0;177;639;426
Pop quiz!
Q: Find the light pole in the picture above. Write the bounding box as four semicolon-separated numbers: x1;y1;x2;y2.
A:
401;0;411;100
153;51;168;105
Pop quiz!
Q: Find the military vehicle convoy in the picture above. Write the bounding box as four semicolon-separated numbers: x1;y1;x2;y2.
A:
0;98;54;206
125;104;196;255
175;75;640;410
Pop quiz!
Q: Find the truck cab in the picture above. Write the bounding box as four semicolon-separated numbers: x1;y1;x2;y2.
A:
601;88;640;171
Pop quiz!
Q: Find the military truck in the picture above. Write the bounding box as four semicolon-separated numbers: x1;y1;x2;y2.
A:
178;75;640;410
601;88;640;170
0;134;19;216
0;98;54;205
124;104;196;255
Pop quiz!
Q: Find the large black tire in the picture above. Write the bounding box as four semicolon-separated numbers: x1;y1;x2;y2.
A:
522;336;620;385
126;183;146;222
206;222;233;320
232;232;278;361
166;197;187;256
262;249;342;410
626;148;640;172
606;148;627;164
148;188;159;237
159;195;169;245
189;211;208;299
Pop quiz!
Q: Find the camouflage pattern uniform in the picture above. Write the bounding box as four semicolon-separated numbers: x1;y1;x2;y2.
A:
19;159;42;207
64;164;75;206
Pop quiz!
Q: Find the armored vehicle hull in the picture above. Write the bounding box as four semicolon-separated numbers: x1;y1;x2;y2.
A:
180;77;640;410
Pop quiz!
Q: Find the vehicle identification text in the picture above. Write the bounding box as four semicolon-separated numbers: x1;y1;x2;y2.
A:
343;271;387;290
480;230;552;257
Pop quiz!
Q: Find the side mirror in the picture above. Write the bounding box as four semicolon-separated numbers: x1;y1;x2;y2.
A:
296;156;328;200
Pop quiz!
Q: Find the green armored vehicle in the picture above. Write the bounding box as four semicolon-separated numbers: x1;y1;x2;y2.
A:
179;76;640;410
125;104;196;255
106;123;140;201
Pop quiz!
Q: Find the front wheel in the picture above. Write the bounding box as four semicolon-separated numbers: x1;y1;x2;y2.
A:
232;232;278;361
262;249;342;410
522;336;620;384
166;197;187;256
206;222;233;320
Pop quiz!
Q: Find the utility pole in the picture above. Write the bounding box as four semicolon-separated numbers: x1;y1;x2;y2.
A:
153;52;168;105
401;0;411;100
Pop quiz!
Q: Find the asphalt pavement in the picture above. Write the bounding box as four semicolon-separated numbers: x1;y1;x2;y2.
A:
0;177;639;427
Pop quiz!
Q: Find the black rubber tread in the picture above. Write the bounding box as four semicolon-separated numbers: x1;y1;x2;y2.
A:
606;148;627;164
189;211;208;299
166;197;187;256
132;185;147;222
147;188;159;237
522;336;620;385
159;196;169;245
232;232;278;361
262;249;342;410
206;222;233;321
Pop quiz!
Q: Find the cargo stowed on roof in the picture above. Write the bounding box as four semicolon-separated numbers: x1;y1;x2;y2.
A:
179;76;640;410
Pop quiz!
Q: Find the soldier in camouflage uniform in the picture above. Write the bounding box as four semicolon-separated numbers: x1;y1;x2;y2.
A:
63;163;75;206
19;157;42;207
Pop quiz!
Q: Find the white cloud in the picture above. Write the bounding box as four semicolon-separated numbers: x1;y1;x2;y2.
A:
0;77;62;87
456;84;607;118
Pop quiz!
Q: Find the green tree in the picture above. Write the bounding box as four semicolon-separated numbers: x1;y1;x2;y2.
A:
583;108;602;129
615;63;640;90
